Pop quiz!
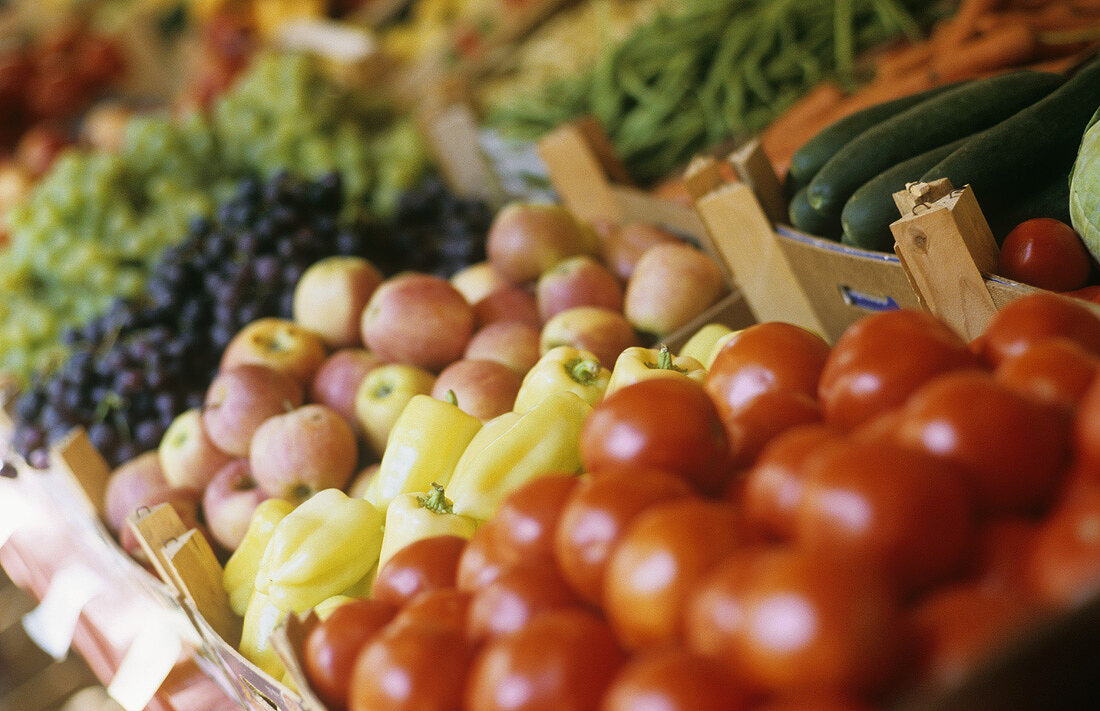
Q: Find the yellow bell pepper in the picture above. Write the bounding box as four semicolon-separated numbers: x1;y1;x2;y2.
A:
605;345;706;396
341;564;376;599
365;393;482;514
513;346;610;413
377;483;479;574
240;590;288;679
255;489;384;613
447;390;591;521
680;324;733;366
223;498;296;617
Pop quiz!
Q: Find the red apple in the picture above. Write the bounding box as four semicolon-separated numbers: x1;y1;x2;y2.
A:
220;318;328;385
354;363;437;458
486;203;599;284
601;222;679;282
309;348;385;431
451;261;509;304
120;488;207;562
202;460;272;550
348;463;380;499
540;306;641;367
158;408;234;490
104;451;171;533
249;404;358;500
80;102;132;152
473;286;541;330
464;321;541;375
16;125;68;178
536;256;623;322
202;365;305;457
431;359;524;421
624;243;727;338
360;273;475;371
293;256;383;348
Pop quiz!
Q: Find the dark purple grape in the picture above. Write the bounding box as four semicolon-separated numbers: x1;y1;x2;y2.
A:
114;442;140;465
88;422;119;454
133;420;164;451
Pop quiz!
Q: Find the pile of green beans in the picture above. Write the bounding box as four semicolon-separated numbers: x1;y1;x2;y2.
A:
489;0;950;184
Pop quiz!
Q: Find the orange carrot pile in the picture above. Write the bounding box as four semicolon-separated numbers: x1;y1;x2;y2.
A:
760;0;1100;177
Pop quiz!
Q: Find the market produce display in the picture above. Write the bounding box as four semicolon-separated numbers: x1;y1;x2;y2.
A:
8;170;493;469
0;51;427;382
488;0;948;183
286;292;1100;711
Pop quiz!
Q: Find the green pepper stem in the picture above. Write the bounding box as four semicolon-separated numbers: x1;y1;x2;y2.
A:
645;345;688;373
417;482;455;515
566;357;603;385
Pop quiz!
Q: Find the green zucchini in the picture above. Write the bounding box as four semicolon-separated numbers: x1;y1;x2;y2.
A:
921;58;1100;229
788;80;969;187
807;71;1062;219
840;137;970;251
789;186;841;239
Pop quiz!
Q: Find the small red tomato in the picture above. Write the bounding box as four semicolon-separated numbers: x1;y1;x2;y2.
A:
685;548;904;697
601;647;750;711
707;322;832;408
553;465;693;605
1025;486;1100;608
467;563;579;642
720;389;822;470
348;622;476;711
491;475;579;566
894;371;1071;514
796;439;975;593
753;698;872;711
1071;376;1100;472
994;337;1099;411
456;520;511;593
303;599;398;711
818;309;982;430
979;292;1100;366
909;582;1045;690
742;423;841;541
391;589;472;632
373;535;468;607
997;219;1092;293
465;608;625;711
581;378;731;496
604;498;744;649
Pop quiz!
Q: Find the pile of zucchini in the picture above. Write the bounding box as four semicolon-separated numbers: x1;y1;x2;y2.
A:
788;56;1100;251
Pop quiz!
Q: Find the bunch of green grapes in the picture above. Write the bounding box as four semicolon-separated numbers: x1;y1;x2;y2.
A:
0;52;429;382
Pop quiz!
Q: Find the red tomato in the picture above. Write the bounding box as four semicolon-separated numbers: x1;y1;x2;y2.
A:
996;219;1092;293
1025;486;1100;608
909;582;1045;690
971;518;1040;595
373;536;467;608
491;475;579;566
456;520;510;593
391;589;472;632
979;292;1100;366
580;378;731;496
994;337;1099;411
818;309;982;431
894;371;1071;514
795;439;975;593
465;608;625;711
348;622;476;711
752;698;872;711
604;498;744;649
553;466;693;605
1071;376;1100;472
601;647;750;711
720;389;822;470
685;548;904;697
303;599;398;711
467;563;579;642
707;322;831;408
742;424;841;540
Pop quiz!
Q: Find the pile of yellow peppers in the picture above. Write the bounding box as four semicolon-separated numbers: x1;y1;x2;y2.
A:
223;332;735;679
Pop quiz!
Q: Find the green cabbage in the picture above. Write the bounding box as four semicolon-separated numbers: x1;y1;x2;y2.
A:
1071;105;1100;258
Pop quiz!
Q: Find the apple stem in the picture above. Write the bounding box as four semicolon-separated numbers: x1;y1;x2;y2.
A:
566;358;603;385
445;390;459;407
417;482;455;515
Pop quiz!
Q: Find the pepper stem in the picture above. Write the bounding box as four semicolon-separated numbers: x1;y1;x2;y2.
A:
566;357;603;385
417;482;455;515
646;345;688;373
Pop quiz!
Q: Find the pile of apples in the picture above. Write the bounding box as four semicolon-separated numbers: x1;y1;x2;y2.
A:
101;201;729;560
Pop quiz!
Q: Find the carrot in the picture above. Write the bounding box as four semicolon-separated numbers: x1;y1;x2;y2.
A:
932;0;1008;50
876;42;934;79
932;23;1039;82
